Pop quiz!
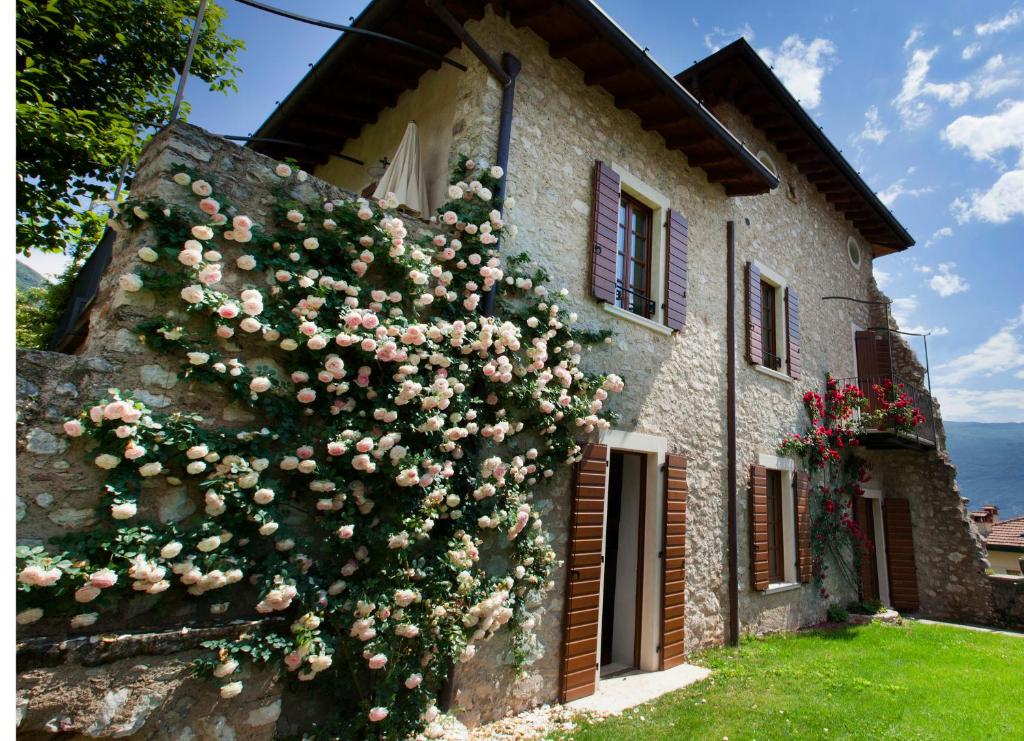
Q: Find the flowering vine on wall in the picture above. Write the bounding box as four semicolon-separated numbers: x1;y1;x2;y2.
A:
777;375;924;602
16;156;623;739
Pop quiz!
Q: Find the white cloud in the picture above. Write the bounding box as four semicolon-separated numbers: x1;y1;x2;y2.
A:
934;305;1024;385
943;99;1024;164
758;35;837;109
893;47;972;127
928;262;970;297
704;24;754;52
913;264;934;273
931;387;1024;422
952;169;1024;223
891;295;950;336
874;268;893;288
962;42;982;60
877;178;934;206
925;226;954;246
855;105;889;144
975;54;1024;99
904;27;924;49
975;8;1024;36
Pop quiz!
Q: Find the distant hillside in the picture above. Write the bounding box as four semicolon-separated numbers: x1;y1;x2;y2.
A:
944;421;1024;519
16;261;48;291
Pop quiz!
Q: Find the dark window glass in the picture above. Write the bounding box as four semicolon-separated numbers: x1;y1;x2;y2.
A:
766;470;785;583
761;280;779;369
615;193;654;319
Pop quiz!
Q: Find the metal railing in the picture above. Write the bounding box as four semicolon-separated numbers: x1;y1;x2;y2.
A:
833;374;937;446
614;282;657;319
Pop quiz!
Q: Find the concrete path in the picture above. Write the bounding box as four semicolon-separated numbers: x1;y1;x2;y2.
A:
912;618;1024;638
567;663;711;715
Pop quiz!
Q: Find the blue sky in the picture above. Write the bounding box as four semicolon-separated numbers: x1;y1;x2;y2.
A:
22;1;1024;421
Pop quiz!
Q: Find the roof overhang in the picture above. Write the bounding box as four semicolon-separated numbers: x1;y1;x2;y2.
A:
252;0;779;196
678;39;915;255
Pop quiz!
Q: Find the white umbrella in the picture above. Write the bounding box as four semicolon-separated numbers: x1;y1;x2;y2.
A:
373;121;429;216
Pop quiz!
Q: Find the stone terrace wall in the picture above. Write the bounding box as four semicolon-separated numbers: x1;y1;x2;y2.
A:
14;122;385;738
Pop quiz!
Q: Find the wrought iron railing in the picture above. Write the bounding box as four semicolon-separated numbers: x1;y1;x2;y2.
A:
832;374;936;446
614;282;656;319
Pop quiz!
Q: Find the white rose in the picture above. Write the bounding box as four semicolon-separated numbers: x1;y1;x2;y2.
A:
139;461;163;477
137;247;159;263
197;536;221;552
188;352;210;365
118;274;143;292
95;454;121;470
111;502;137;520
180;284;204;304
236;255;256;270
160;541;183;559
214;659;239;678
219;681;243;698
250;376;272;393
275;163;292;177
191;225;214;240
16;608;44;625
70;612;99;629
172;172;191;186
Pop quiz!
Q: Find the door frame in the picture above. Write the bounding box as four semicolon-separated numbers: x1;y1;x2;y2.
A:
860;483;891;607
597;430;668;675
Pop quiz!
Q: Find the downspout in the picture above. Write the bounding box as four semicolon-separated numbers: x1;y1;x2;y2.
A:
424;0;522;709
726;221;739;646
425;0;521;318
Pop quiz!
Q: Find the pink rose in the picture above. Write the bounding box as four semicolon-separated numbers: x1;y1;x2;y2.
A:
199;198;220;214
63;419;84;437
296;388;316;404
218;304;239;319
296;445;314;459
368;707;389;722
89;569;118;589
337;524;355;540
367;653;387;670
327;441;346;456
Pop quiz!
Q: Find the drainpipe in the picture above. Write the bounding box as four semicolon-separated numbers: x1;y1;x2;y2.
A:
726;221;739;646
424;0;521;708
425;0;520;318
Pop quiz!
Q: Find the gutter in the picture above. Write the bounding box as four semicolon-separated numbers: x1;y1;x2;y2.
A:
726;220;739;646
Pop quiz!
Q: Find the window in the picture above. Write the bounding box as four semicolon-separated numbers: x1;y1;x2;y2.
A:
757;151;780;194
766;470;785;583
760;279;780;370
847;237;862;269
615;193;655;319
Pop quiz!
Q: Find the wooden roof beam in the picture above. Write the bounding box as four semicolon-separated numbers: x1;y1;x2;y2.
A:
664;132;710;150
641;111;687;130
584;62;635;87
511;2;563;27
550;33;601;59
615;88;663;108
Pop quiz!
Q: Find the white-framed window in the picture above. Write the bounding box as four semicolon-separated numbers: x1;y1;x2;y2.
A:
758;453;797;587
847;236;863;269
751;261;791;381
602;164;672;336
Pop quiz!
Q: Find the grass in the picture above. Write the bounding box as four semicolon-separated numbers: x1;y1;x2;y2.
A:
556;622;1024;740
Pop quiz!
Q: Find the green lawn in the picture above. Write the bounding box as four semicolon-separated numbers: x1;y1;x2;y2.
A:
557;622;1024;740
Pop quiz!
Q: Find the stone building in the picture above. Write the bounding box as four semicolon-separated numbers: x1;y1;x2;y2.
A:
17;0;1022;736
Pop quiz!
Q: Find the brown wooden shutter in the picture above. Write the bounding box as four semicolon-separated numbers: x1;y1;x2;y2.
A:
664;210;688;331
590;161;620;304
855;330;893;381
883;498;920;612
749;464;770;591
660;453;687;670
559;442;607;703
794;471;812;583
746;263;762;365
785;286;801;380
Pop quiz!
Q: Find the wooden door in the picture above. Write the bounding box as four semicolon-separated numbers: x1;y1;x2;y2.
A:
854;496;879;602
855;330;894;419
660;454;687;670
560;443;608;703
883;498;920;612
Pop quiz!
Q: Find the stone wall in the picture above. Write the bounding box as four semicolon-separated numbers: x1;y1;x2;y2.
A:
14;122;380;738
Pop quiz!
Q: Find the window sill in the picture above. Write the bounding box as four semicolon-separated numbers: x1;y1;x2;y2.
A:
602;303;673;336
764;582;802;595
753;364;795;384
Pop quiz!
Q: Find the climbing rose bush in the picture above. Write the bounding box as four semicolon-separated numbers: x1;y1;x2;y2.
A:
16;156;622;739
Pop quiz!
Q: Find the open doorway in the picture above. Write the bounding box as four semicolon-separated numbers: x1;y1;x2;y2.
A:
600;451;647;677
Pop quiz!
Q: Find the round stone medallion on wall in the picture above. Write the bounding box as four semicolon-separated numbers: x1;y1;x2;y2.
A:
847;236;862;269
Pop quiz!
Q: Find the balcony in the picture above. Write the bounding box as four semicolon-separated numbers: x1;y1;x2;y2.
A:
833;374;937;450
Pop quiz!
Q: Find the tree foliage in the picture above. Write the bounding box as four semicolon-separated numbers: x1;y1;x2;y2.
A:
16;0;243;255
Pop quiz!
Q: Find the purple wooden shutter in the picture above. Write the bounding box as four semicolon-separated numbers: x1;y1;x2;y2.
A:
590;161;620;304
785;286;801;380
746;263;762;365
664;209;688;331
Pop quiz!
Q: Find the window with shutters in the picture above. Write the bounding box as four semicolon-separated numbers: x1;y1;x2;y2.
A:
591;162;684;337
754;455;800;590
615;194;655;319
746;261;799;382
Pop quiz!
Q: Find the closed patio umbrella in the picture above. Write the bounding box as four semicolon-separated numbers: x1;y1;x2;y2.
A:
373;121;429;216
